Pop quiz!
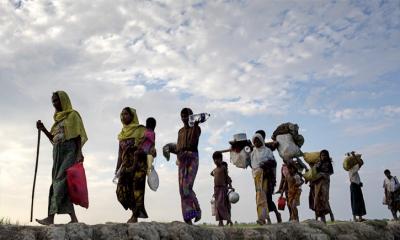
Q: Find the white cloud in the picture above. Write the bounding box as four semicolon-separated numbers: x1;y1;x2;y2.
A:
208;120;234;145
343;122;392;136
1;0;400;225
330;105;400;122
383;105;400;117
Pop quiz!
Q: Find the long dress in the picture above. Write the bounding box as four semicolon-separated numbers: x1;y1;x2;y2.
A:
212;165;232;221
250;137;273;222
176;125;202;221
253;168;269;221
349;164;366;216
48;121;76;215
116;139;148;218
314;160;333;217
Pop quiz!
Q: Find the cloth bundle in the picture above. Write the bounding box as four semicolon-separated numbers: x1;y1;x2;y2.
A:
276;134;302;160
303;152;321;164
343;152;362;171
271;122;304;148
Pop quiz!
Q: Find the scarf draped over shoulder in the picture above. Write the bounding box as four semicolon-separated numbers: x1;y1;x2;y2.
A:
118;107;145;146
50;91;88;146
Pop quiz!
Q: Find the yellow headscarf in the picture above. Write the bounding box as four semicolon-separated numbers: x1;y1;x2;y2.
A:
50;91;88;146
118;107;145;145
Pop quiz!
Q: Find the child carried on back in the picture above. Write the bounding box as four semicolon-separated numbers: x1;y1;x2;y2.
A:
141;117;156;174
211;151;234;226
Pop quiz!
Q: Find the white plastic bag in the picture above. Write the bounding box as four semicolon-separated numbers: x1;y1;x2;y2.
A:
147;166;159;191
211;197;216;216
230;148;250;169
276;134;302;160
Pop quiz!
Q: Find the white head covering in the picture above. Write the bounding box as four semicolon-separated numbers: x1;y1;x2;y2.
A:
250;133;275;169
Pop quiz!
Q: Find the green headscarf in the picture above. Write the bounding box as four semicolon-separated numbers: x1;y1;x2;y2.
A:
50;91;88;146
118;107;145;145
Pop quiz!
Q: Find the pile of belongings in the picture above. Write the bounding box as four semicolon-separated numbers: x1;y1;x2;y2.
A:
162;143;177;161
272;122;304;147
229;133;252;169
343;151;362;171
272;122;304;160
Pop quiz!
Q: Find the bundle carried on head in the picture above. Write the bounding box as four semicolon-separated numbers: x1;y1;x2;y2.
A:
271;122;304;147
343;151;362;171
272;122;304;160
303;152;321;164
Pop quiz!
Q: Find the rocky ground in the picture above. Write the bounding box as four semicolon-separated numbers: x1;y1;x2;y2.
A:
0;220;399;240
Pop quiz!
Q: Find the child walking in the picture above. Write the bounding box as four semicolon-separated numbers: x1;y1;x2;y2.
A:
211;151;233;226
283;163;304;222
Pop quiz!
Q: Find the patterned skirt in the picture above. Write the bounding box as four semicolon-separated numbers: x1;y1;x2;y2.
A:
48;139;77;215
178;151;201;221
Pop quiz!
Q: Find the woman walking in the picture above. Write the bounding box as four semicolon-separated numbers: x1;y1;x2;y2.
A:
115;107;148;223
348;157;367;222
314;150;335;223
250;133;274;225
176;108;202;224
36;91;87;225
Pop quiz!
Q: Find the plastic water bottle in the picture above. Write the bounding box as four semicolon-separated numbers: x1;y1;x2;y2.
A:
188;113;210;127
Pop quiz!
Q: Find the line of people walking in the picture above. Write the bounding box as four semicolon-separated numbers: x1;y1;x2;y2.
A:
34;91;400;225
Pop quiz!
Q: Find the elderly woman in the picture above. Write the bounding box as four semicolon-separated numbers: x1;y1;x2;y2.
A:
115;107;148;223
36;91;88;225
251;133;275;225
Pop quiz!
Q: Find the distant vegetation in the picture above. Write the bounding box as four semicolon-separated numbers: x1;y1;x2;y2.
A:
0;217;19;225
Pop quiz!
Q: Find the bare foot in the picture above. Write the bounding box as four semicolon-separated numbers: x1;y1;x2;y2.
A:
127;216;137;223
184;219;193;225
36;217;53;226
256;219;266;225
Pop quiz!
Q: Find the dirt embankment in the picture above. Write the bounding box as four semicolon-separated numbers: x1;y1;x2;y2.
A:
0;220;399;240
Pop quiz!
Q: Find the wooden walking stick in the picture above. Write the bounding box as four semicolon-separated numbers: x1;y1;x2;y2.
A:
30;129;41;222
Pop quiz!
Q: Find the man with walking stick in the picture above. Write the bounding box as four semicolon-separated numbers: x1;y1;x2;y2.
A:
34;91;88;225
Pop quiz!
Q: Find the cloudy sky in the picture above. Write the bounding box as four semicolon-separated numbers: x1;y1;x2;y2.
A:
1;0;399;225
